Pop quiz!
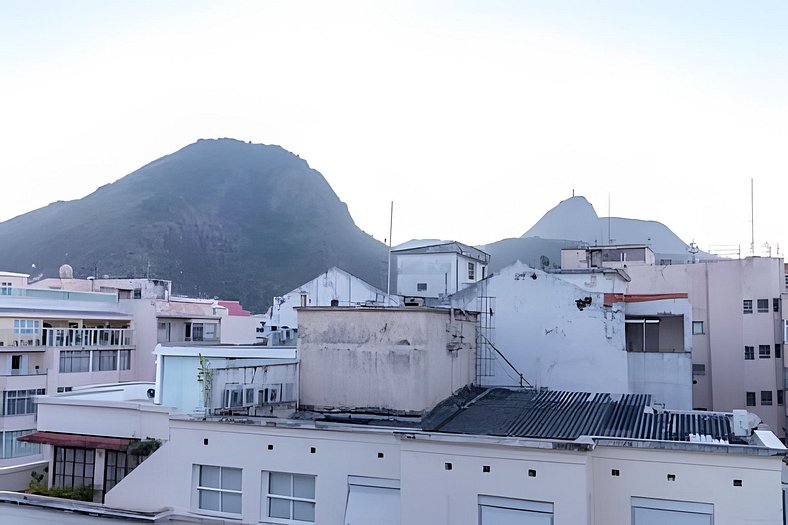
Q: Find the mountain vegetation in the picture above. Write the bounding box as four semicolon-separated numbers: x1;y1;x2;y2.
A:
0;139;388;312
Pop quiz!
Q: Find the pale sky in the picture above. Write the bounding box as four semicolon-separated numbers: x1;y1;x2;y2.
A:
2;1;787;255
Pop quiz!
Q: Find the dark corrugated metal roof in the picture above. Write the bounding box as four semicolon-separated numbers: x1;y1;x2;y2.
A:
422;388;731;443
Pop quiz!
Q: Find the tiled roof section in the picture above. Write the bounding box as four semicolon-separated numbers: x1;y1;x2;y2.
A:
218;300;252;316
423;388;731;443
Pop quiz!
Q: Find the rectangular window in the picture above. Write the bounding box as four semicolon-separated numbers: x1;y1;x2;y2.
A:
692;364;705;376
105;450;146;493
56;387;73;393
416;283;427;292
785;275;788;288
757;299;769;313
1;429;40;459
759;344;771;359
691;321;704;335
2;389;45;416
779;390;784;406
59;350;90;373
0;282;11;295
478;495;554;524
95;350;117;371
344;477;400;525
468;262;475;281
774;298;780;313
776;344;782;359
743;300;753;314
631;497;712;524
196;465;242;515
119;349;131;370
265;472;316;523
744;346;754;360
53;447;94;491
659;259;672;266
13;319;40;335
746;391;756;406
761;390;773;406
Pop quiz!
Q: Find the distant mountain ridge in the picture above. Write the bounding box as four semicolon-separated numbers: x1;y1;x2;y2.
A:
0;139;388;312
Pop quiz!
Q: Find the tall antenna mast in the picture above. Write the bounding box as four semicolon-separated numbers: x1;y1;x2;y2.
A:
386;201;394;299
607;193;611;245
750;178;754;256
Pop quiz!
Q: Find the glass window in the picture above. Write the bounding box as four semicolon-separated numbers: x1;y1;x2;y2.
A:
0;282;12;295
119;349;131;371
743;300;753;314
265;472;316;523
778;390;784;406
2;389;45;416
1;429;41;459
776;344;782;359
774;298;780;313
759;344;771;359
744;346;754;360
95;350;117;371
468;262;475;280
13;319;40;335
196;465;242;515
746;392;756;406
761;391;773;406
59;350;90;373
632;497;712;524
478;495;553;525
691;321;704;335
757;299;769;313
53;446;94;491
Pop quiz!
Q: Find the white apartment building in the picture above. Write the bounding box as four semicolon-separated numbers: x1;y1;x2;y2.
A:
392;240;490;299
624;256;787;438
19;309;787;524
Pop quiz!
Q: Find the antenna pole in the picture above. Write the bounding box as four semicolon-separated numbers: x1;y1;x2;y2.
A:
750;178;754;256
386;201;393;299
608;193;611;245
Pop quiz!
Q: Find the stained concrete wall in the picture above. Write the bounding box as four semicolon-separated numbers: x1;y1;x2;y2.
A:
298;307;476;414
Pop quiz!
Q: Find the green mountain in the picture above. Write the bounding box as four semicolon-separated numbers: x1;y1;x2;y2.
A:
0;139;388;312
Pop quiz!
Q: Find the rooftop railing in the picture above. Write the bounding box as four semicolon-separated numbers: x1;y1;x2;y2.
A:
0;328;133;349
0;288;117;303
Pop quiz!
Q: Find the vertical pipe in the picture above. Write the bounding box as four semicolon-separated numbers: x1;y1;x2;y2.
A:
386;201;393;299
751;178;755;256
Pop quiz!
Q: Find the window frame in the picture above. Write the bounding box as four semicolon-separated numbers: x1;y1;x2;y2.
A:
744;346;754;360
2;388;45;416
416;282;427;292
761;390;773;406
263;471;316;523
776;344;782;359
743;300;753;314
779;390;784;406
194;464;243;517
478;495;554;524
691;321;704;335
759;344;771;359
59;350;91;373
467;261;475;281
774;298;780;313
757;298;769;313
746;391;756;406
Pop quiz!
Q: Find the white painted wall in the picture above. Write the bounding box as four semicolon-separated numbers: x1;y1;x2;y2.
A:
479;263;630;394
298;308;476;414
104;418;785;525
269;267;398;330
396;252;485;298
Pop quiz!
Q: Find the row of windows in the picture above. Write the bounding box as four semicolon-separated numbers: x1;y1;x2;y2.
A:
743;344;781;360
0;429;40;459
1;388;45;416
743;298;780;314
59;350;131;373
745;390;784;407
193;466;715;524
196;466;316;521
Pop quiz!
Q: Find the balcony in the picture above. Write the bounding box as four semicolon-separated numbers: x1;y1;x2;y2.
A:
0;328;133;350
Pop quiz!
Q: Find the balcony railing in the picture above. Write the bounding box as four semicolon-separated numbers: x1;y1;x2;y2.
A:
0;367;48;377
0;328;133;349
0;288;117;303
